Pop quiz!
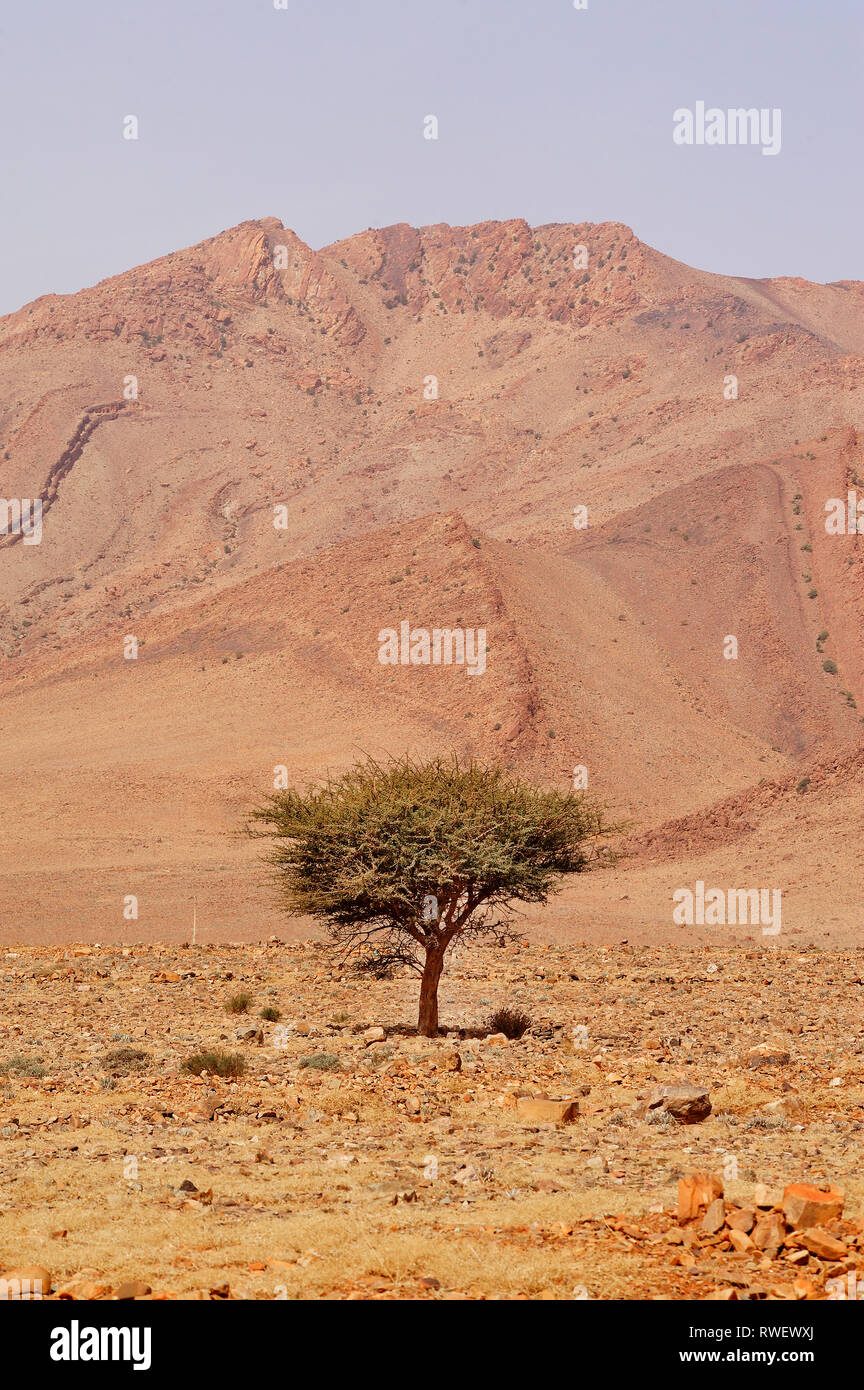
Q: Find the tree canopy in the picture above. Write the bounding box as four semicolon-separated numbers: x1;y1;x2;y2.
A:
250;755;621;1034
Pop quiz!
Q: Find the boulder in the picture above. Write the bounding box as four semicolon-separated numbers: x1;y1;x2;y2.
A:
515;1097;579;1124
745;1043;791;1069
782;1183;844;1230
647;1084;711;1124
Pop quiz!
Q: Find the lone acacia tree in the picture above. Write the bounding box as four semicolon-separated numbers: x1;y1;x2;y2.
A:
250;756;620;1036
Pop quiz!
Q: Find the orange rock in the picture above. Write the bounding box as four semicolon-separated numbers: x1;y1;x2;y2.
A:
751;1211;787;1258
726;1206;756;1234
795;1229;848;1260
782;1183;844;1230
678;1173;723;1223
515;1097;579;1124
728;1229;756;1254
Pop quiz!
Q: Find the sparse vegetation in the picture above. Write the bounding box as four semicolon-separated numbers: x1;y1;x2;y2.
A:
226;992;252;1014
180;1050;246;1078
487;1006;532;1039
0;1054;45;1078
102;1047;151;1073
299;1053;341;1071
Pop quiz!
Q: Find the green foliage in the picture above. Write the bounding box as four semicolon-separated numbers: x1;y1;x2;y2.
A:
250;755;620;970
259;1006;281;1022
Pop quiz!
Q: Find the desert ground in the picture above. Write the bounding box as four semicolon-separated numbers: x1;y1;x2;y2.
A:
2;216;863;1303
1;934;863;1301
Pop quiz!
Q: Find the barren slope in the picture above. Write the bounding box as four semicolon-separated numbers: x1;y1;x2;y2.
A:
1;216;862;941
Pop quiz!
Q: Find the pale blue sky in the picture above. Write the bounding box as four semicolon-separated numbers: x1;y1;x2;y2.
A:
0;0;861;314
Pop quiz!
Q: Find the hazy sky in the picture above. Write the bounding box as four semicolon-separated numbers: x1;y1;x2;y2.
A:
1;0;861;315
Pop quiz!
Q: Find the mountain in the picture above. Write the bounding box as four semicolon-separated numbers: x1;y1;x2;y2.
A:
1;216;862;943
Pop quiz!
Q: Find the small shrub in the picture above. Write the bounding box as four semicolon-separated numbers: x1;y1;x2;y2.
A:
102;1047;150;1073
226;992;252;1014
298;1053;341;1071
645;1107;672;1127
259;1006;281;1023
181;1050;246;1078
486;1007;532;1040
823;660;838;675
796;777;811;794
1;1054;45;1078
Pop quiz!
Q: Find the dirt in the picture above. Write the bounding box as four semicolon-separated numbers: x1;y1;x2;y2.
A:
1;935;862;1300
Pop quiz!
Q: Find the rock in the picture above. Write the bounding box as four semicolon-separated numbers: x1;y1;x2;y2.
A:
454;1165;481;1185
678;1173;723;1223
753;1183;782;1209
795;1229;848;1261
440;1049;461;1072
751;1212;786;1258
237;1026;264;1045
727;1229;755;1254
362;1027;386;1045
116;1280;151;1300
762;1096;804;1122
782;1182;844;1230
0;1265;51;1297
700;1197;726;1235
515;1097;579;1124
726;1206;756;1234
745;1043;791;1069
57;1278;112;1300
647;1084;711;1124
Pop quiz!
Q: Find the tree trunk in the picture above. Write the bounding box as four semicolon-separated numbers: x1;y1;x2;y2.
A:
418;943;445;1036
